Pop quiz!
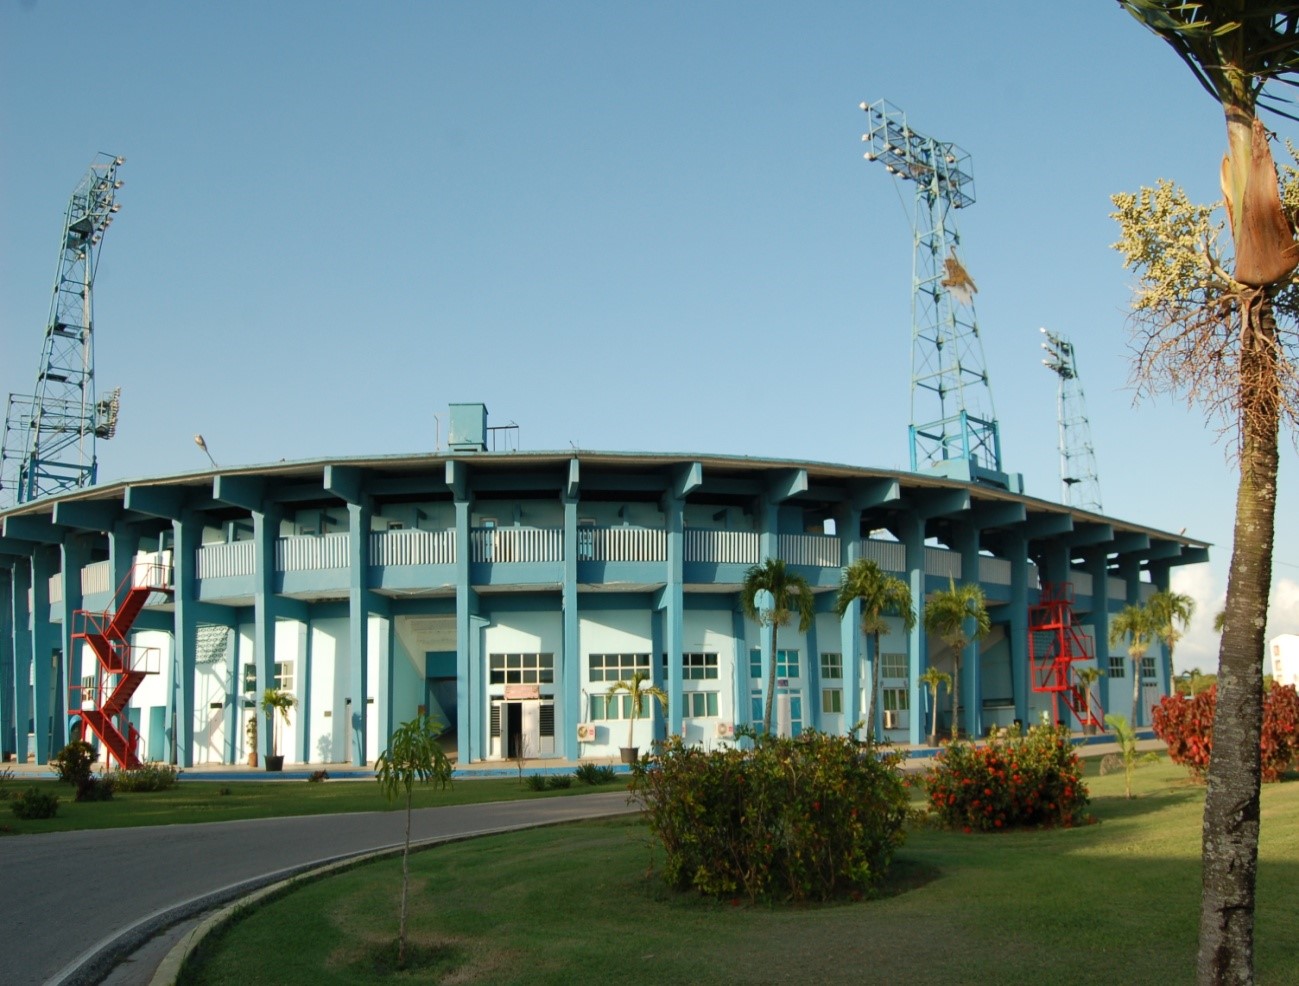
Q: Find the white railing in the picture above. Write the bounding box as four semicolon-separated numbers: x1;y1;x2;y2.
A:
580;527;666;562
778;533;842;568
48;574;63;605
276;533;350;571
924;547;961;579
1108;577;1127;600
1028;562;1041;591
684;528;759;565
196;540;256;580
471;527;562;563
979;556;1012;586
859;538;906;572
80;560;112;595
1071;571;1093;595
370;530;456;566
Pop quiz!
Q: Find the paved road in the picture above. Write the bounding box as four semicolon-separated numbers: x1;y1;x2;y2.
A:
0;791;638;985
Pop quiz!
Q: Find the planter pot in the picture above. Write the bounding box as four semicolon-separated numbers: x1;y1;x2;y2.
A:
619;746;639;765
926;734;940;747
1084;723;1098;737
265;755;284;772
247;752;258;767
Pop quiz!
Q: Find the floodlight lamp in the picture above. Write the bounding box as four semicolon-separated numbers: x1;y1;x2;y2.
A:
115;156;125;165
859;102;868;111
865;152;876;161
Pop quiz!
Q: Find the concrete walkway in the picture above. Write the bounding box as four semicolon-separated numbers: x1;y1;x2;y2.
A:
0;790;638;986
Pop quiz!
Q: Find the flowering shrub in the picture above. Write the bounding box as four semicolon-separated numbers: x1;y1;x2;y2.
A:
924;726;1089;831
629;731;908;902
114;761;181;792
1153;684;1299;782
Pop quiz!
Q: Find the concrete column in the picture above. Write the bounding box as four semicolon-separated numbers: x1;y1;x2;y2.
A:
31;547;59;762
1;567;15;760
1006;533;1030;728
57;536;92;752
11;560;32;762
346;501;370;764
954;524;981;739
561;494;580;760
253;506;280;762
900;515;927;745
663;495;684;739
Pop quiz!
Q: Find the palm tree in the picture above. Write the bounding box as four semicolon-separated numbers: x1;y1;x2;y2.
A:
1148;589;1195;695
741;558;814;735
606;669;668;760
923;579;990;739
1108;604;1156;731
1116;6;1299;977
1074;665;1105;733
835;558;915;743
918;666;951;746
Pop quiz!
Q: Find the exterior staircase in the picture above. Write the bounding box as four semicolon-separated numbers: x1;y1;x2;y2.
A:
1028;582;1103;730
71;559;173;769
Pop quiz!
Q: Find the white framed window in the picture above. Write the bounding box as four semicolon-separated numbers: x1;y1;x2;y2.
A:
589;653;649;683
683;652;719;680
880;653;908;679
274;661;294;691
490;653;556;685
589;693;654;720
750;648;799;679
821;688;843;714
820;652;843;680
883;687;910;712
1140;656;1158;681
1108;655;1126;678
684;691;719;717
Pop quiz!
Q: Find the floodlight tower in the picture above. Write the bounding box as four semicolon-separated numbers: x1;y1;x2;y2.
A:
1040;328;1103;512
0;154;124;507
860;100;1018;491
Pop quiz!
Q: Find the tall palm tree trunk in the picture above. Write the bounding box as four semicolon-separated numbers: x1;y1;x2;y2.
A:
951;653;961;739
763;626;778;735
1198;292;1278;985
1132;655;1142;730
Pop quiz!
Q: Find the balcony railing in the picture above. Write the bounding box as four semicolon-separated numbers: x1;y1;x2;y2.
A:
779;533;842;568
684;529;759;565
370;530;456;566
196;541;256;580
859;538;905;572
471;527;562;563
48;574;63;605
924;547;961;579
81;560;112;596
578;527;666;562
1071;571;1093;595
979;556;1012;586
277;533;349;571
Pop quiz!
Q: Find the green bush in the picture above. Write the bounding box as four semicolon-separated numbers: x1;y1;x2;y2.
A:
924;725;1089;831
630;731;908;902
546;774;572;789
50;740;95;788
574;763;617;785
525;774;549;791
114;762;181;792
10;787;60;820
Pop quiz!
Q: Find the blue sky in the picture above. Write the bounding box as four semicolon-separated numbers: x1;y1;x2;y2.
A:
2;1;1296;670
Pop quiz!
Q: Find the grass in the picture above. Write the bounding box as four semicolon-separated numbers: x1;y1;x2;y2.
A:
178;761;1299;985
0;774;622;835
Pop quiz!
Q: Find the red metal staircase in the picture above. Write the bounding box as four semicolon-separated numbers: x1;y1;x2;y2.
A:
1028;582;1103;730
71;560;173;769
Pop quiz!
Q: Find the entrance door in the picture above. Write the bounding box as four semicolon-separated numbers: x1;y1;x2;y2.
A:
505;702;523;758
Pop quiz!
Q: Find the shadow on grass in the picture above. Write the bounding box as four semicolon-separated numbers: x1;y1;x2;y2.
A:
353;939;469;979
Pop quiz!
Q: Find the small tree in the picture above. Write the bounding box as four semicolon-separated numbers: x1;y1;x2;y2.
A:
835;558;915;744
1148;589;1195;695
1103;713;1158;800
375;714;452;968
741;559;815;734
1074;665;1105;732
923;580;991;739
607;669;668;756
919;667;952;745
1108;604;1156;729
260;688;297;759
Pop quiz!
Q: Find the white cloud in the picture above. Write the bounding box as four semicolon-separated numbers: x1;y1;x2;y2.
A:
1171;564;1223;674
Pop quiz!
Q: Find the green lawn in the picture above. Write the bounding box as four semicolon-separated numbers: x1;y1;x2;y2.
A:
179;763;1299;985
0;774;618;835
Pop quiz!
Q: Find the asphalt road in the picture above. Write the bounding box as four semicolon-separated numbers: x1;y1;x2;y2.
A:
0;790;638;985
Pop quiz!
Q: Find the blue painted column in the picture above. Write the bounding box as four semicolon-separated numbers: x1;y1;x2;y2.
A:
31;547;58;762
1118;553;1146;725
663;494;684;740
901;515;927;746
954;524;981;738
731;608;749;731
450;462;477;762
1150;560;1174;697
252;506;280;762
804;616;820;733
756;494;777;733
105;523;142;755
837;508;864;739
1087;548;1115;726
224;627;241;764
171;514;200;766
10;560;32;762
345;500;371;764
1006;533;1030;728
297;617;312;764
1;567;15;760
57;535;92;751
561;488;580;760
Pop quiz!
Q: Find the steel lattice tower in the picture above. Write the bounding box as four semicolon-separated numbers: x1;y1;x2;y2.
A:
1;154;124;507
860;100;1008;486
1040;328;1102;512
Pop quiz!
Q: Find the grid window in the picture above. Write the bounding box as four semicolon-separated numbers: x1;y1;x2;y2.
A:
490;653;556;685
751;692;763;722
1108;655;1126;678
883;687;910;712
589;653;649;683
1140;656;1158;681
683;652;719;680
749;648;799;679
242;663;257;694
821;688;843;714
820;652;843;680
880;653;908;679
589;693;652;720
684;691;720;717
274;662;294;691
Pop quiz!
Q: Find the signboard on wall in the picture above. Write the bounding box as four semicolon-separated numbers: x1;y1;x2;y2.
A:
505;684;541;700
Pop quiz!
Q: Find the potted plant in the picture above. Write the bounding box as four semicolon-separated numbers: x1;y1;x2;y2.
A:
261;687;297;772
245;715;258;767
1074;665;1105;735
919;666;952;746
607;670;667;764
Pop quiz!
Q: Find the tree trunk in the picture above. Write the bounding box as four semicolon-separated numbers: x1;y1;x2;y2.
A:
1132;655;1142;730
862;631;879;743
951;653;962;739
399;789;412;966
763;624;778;735
1197;291;1278;985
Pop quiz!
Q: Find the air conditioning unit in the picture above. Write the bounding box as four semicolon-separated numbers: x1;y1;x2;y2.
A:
716;721;735;739
883;710;899;730
576;723;596;743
